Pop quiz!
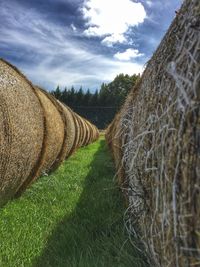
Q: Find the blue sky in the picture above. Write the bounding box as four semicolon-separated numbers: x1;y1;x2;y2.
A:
0;0;182;91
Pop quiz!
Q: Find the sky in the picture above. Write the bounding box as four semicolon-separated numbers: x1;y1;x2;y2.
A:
0;0;182;91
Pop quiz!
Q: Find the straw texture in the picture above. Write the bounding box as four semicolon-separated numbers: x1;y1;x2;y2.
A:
57;101;76;161
0;59;99;206
0;59;45;204
35;87;65;173
105;1;200;266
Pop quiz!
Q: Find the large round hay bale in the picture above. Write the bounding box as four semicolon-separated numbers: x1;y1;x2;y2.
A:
81;119;89;146
93;124;99;140
89;124;94;142
81;118;88;146
105;124;111;146
106;0;200;265
0;59;100;206
70;111;81;153
83;120;89;145
57;101;76;160
77;115;86;147
0;59;45;205
35;87;65;172
16;88;68;195
59;105;80;156
73;113;83;148
105;121;116;150
86;121;92;145
110;114;121;166
112;114;125;185
91;125;96;142
84;121;90;145
85;120;93;144
107;124;125;189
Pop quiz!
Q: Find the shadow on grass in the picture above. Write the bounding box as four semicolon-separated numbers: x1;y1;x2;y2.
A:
34;140;147;267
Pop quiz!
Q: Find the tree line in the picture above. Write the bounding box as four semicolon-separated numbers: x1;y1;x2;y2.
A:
51;73;139;129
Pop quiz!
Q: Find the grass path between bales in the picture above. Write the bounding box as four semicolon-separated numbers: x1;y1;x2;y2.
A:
0;137;147;267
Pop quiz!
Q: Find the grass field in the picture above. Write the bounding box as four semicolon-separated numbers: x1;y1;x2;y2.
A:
0;137;147;267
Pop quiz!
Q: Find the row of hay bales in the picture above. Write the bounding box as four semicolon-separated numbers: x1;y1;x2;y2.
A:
106;0;200;266
0;58;99;207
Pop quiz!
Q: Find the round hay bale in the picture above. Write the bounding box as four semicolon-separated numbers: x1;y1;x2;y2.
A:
16;90;69;196
83;120;90;145
73;113;83;148
84;121;91;145
86;121;93;144
0;59;45;205
91;124;96;142
107;0;200;265
81;120;87;146
95;126;99;140
89;124;94;142
81;119;89;146
105;123;112;149
111;114;124;184
61;107;80;157
34;87;65;172
70;111;81;153
77;115;86;147
86;121;92;145
57;101;76;160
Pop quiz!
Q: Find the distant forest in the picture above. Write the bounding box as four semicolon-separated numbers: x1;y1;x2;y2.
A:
51;73;139;129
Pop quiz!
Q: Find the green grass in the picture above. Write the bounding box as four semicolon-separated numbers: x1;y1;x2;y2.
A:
0;137;147;267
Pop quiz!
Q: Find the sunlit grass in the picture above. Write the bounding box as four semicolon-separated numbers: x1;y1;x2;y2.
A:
0;137;147;267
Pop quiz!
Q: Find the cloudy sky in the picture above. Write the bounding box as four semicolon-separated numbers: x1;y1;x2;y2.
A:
0;0;182;91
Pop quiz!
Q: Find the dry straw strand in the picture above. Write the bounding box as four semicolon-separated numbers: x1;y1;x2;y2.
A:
106;0;200;266
0;59;99;205
0;59;46;203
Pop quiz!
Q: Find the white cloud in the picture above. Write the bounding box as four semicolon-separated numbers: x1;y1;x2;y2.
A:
146;1;153;7
70;23;77;32
25;56;144;90
82;0;146;45
0;1;144;90
114;48;144;61
102;34;126;47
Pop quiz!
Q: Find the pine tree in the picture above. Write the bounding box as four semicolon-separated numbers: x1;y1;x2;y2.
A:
53;85;62;100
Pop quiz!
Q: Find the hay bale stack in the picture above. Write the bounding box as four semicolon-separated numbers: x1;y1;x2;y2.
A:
0;59;45;205
70;113;99;147
16;87;67;196
0;59;99;205
106;0;200;266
